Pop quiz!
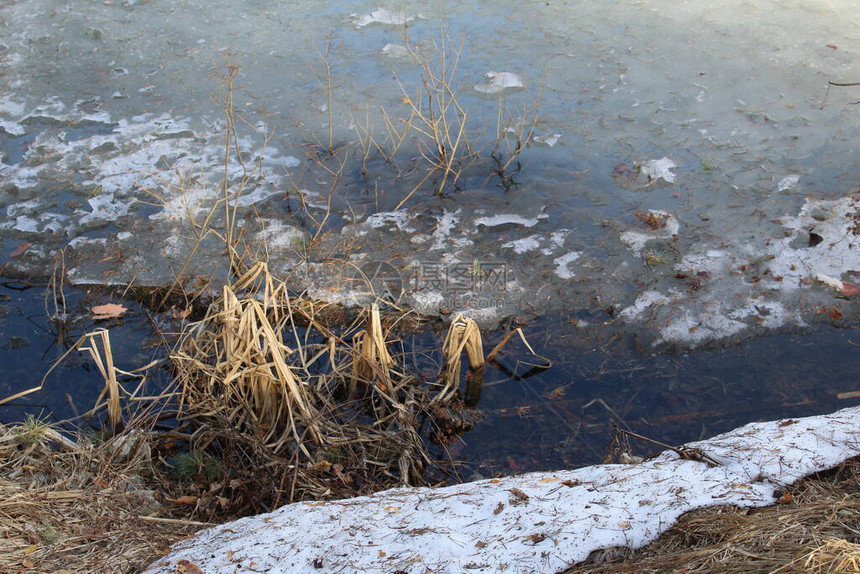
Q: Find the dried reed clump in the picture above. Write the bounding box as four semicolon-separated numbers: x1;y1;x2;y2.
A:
170;263;431;503
435;314;485;405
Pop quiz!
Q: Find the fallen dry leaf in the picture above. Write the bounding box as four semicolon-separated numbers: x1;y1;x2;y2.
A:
176;559;204;574
10;242;32;257
172;305;193;320
91;303;128;319
167;495;198;505
839;281;860;296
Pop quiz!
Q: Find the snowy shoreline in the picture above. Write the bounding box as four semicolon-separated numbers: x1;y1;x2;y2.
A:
144;406;860;573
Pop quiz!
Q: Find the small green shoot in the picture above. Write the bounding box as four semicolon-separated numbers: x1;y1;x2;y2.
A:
14;414;49;447
171;450;223;483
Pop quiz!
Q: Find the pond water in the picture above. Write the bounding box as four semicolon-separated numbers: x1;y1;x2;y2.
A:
0;1;858;470
1;278;858;477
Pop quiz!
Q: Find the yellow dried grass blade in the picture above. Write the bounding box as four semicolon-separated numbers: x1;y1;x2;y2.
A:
434;315;484;404
80;329;121;431
351;304;395;393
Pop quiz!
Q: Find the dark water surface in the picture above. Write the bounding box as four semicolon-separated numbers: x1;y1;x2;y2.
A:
2;278;856;478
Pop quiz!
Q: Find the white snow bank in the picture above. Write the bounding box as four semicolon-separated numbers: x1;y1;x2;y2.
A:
144;406;860;574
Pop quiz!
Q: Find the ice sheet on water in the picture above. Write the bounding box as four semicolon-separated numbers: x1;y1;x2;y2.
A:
474;71;525;94
351;8;416;27
778;174;801;192
639;157;678;184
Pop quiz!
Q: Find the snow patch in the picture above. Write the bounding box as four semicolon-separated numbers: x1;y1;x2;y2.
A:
144;406;860;574
620;210;679;252
639;157;677;184
777;174;801;192
618;290;674;321
658;306;747;347
501;235;541;254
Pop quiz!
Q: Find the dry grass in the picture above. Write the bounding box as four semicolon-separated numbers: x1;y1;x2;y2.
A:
169;263;438;505
0;421;202;574
435;314;484;405
567;456;860;574
350;26;540;207
2;273;857;573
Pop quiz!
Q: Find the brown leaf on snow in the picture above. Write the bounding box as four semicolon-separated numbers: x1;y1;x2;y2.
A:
815;273;860;296
176;559;205;574
839;281;860;296
91;303;128;319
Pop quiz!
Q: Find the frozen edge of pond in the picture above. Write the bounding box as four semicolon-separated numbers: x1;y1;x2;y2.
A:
143;405;860;574
1;94;857;350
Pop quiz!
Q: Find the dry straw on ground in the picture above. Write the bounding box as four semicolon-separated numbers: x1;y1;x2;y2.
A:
0;420;202;574
567;456;860;574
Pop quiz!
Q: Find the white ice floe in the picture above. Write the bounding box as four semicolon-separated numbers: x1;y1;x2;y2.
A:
474;213;545;228
352;8;416;27
474;71;525;94
728;300;804;330
639;157;678;184
79;191;135;224
674;249;727;275
618;290;674;321
431;210;466;251
816;273;848;292
768;196;860;289
778;174;801;192
658;306;748;347
532;132;562;147
365;210;416;232
381;43;410;58
254;219;305;251
501;235;541;254
144;406;860;574
553;250;582;279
